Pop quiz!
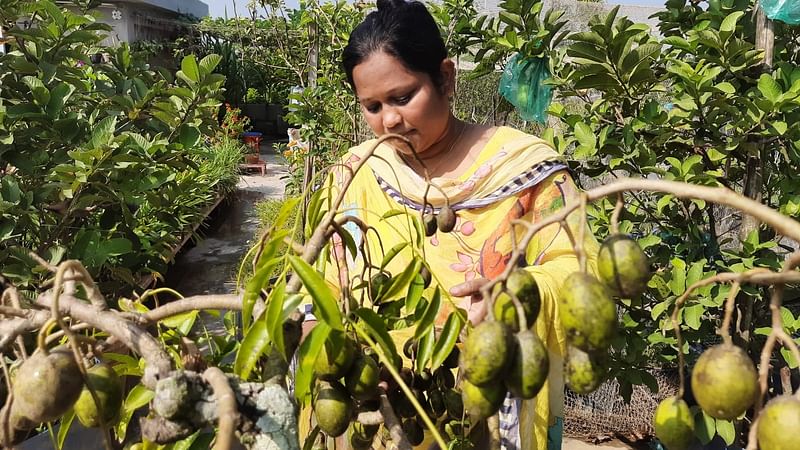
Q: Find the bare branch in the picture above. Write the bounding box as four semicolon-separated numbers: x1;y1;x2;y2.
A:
203;367;239;450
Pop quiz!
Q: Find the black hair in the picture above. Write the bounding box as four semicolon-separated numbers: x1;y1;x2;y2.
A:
342;0;447;92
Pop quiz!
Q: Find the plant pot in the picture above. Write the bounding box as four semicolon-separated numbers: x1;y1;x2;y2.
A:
242;131;262;152
245;153;260;164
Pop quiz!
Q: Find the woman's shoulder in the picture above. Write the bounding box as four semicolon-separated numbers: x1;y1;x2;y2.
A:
478;126;561;163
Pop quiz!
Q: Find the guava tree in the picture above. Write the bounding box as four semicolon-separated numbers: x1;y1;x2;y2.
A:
541;0;799;445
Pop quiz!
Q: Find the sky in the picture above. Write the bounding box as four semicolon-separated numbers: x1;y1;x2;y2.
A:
205;0;665;18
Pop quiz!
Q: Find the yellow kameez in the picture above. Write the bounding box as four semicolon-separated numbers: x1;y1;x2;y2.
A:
301;127;599;450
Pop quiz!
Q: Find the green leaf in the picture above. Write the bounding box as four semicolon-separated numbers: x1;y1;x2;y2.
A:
181;54;200;83
116;384;154;440
781;347;798;369
234;309;269;379
382;257;422;300
161;310;198;335
694;409;716;445
265;278;287;358
684;304;703;330
242;259;278;330
715;418;735;445
758;74;782;103
199;54;222;76
289;256;343;331
719;11;744;41
651;300;670;320
669;258;687;296
405;274;425;312
355;308;400;368
637;234;661;250
46;82;75;119
57;409;75;450
380;242;408;269
295;322;331;404
574;122;596;153
430;311;464;371
178;125;201;149
89;116;117;149
415;325;435;372
414;287;441;341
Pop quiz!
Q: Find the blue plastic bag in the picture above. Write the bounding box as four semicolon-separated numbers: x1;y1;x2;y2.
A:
499;54;553;124
762;0;800;25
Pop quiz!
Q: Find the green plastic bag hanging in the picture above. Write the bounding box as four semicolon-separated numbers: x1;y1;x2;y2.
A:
498;54;553;124
761;0;800;25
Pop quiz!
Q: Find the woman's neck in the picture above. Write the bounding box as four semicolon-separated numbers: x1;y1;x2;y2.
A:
402;119;477;177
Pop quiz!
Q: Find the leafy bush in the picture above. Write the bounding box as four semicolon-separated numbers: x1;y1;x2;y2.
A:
0;0;234;294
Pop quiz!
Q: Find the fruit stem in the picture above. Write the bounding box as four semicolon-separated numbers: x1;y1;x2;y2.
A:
136;287;185;305
611;193;623;235
718;281;740;346
509;290;528;331
330;221;353;317
578;194;588;274
350;321;448;450
203;367;239;450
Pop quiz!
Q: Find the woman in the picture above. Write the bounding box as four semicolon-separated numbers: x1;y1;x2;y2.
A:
302;0;599;448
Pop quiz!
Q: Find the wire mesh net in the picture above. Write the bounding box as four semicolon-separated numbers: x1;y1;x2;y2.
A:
563;369;680;443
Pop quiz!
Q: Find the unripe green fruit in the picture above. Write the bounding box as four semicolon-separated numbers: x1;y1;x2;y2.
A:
757;395;800;450
598;234;651;298
690;343;757;420
74;362;124;428
402;418;425;446
653;396;694;450
443;388;463;419
565;346;606;395
461;379;505;422
559;272;617;352
460;321;514;386
11;348;83;424
313;380;353;437
314;332;356;380
423;213;438;237
345;356;379;401
437;206;457;233
493;270;540;332
369;272;392;304
506;330;548;399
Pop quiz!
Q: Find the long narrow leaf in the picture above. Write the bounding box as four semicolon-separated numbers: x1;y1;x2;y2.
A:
233;309;269;379
380;242;407;269
265;278;287;358
382;257;421;300
414;287;441;341
242;258;281;330
355;308;400;367
289;256;343;331
405;273;425;312
415;326;435;373
295;323;331;404
430;312;465;371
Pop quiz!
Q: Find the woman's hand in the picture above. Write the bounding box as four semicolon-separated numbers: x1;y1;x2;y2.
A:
449;278;490;326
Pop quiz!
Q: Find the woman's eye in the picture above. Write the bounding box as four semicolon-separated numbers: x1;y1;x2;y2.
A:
395;95;411;105
365;104;380;114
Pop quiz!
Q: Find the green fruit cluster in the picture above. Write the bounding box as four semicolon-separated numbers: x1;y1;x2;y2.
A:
3;348;124;446
422;205;458;237
560;234;652;395
459;321;549;422
312;331;380;439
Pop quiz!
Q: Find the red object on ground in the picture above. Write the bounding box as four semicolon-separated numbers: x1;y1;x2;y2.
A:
242;133;262;151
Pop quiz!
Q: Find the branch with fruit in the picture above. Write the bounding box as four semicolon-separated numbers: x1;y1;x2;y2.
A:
2;136;800;449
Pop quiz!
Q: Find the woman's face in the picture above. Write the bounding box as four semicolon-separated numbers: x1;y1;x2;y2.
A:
352;50;454;156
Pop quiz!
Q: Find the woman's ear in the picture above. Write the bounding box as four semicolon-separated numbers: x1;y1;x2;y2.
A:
440;59;456;97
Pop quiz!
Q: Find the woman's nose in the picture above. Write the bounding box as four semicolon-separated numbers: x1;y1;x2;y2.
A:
382;107;402;131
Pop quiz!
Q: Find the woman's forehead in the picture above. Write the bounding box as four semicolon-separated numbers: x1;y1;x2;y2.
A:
353;51;427;99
